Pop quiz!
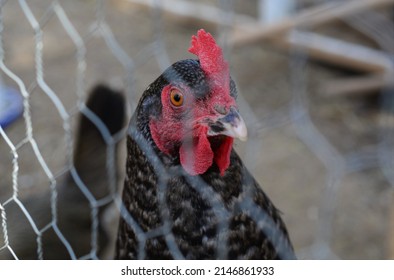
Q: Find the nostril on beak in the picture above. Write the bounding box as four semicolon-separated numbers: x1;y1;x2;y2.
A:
214;104;228;115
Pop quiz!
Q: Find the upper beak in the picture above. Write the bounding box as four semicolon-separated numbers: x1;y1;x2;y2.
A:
207;107;248;141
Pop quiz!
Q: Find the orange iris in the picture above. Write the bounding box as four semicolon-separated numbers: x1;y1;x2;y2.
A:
170;89;184;107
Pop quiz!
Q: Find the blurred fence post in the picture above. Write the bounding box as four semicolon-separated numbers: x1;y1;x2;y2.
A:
258;0;295;24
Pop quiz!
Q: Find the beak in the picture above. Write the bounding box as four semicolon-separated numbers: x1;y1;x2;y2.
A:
207;107;248;141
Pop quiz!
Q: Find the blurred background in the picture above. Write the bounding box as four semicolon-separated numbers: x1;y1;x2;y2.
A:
0;0;393;259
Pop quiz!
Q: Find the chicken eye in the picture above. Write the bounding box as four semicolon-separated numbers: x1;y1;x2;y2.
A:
170;89;184;107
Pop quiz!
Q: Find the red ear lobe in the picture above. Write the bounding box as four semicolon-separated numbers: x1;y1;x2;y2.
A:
180;126;213;176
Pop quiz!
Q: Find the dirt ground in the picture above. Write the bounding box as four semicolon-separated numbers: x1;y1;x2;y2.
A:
0;0;393;259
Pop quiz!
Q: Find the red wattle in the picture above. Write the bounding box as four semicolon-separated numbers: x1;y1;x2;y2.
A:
214;137;233;176
180;127;213;176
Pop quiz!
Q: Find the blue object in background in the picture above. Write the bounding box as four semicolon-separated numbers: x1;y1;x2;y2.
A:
0;86;24;128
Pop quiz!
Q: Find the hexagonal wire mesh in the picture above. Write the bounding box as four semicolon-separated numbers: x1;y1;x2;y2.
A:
0;0;393;260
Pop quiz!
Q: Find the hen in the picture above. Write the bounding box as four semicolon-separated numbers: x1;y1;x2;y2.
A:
115;29;295;259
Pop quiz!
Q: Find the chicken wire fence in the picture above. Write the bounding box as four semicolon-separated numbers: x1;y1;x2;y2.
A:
0;0;393;260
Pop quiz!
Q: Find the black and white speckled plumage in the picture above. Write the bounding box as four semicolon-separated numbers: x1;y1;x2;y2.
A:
115;59;295;260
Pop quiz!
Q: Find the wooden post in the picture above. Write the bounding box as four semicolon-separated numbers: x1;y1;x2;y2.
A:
321;74;394;96
231;0;394;46
281;31;392;73
126;0;254;28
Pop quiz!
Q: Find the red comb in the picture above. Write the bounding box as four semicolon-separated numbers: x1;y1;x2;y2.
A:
188;29;229;78
188;29;230;94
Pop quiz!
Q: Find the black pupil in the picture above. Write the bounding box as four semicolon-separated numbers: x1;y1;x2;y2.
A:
173;93;181;103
